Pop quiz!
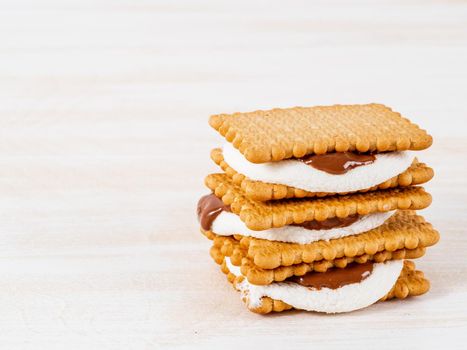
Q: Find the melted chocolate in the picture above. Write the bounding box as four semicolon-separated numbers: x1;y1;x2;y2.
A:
197;194;231;231
298;152;376;175
289;262;373;290
293;214;359;230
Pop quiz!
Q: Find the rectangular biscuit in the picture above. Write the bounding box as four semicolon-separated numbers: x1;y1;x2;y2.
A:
205;173;432;230
210;234;426;286
211;148;434;201
209;104;432;163
219;258;430;314
209;211;439;271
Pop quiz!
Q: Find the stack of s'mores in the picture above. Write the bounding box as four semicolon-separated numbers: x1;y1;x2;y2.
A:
198;104;439;314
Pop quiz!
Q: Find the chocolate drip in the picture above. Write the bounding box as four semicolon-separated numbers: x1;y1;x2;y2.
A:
197;194;231;231
293;214;360;230
298;152;376;175
289;262;373;290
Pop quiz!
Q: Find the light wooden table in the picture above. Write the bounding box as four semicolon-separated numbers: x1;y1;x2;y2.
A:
1;1;466;349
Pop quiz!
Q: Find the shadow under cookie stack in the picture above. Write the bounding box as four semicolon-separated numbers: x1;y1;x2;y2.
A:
197;104;439;314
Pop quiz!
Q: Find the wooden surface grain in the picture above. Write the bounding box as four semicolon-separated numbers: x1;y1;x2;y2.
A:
1;1;466;349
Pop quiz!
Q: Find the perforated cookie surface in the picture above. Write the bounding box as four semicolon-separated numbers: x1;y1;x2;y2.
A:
240;211;438;269
209;104;433;163
210;233;426;285
206;211;439;282
205;173;432;230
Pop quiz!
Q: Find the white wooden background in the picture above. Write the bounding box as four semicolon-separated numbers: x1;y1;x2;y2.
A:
1;0;466;349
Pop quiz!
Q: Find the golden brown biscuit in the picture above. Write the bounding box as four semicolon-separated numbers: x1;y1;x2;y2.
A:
209;104;432;163
211;148;434;201
219;258;429;314
207;211;439;271
205;173;432;230
211;237;426;285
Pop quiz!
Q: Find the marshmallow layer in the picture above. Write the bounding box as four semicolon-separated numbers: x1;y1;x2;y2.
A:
223;143;414;193
212;210;395;244
225;258;403;313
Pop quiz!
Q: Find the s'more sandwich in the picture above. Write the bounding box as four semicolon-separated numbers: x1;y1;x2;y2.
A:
198;103;439;314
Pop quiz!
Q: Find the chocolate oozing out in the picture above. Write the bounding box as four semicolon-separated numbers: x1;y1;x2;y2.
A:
197;194;231;231
289;262;374;290
298;152;376;175
292;214;360;230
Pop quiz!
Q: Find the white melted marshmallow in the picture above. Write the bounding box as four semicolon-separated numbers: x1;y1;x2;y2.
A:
222;143;415;193
212;210;395;243
225;258;403;313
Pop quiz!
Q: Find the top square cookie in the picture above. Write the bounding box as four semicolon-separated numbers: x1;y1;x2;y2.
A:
209;104;432;163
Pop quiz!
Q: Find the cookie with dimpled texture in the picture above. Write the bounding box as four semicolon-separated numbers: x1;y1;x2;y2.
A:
206;210;439;270
219;258;430;314
205;173;432;231
210;234;426;286
209;103;432;164
211;148;434;201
